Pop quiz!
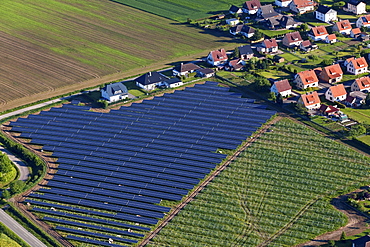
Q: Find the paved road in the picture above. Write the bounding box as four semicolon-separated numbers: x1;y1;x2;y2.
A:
0;209;47;247
0;146;29;181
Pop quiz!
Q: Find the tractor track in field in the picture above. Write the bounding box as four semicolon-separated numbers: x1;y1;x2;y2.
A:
138;115;283;246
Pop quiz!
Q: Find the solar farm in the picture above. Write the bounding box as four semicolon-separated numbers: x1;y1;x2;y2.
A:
8;82;276;246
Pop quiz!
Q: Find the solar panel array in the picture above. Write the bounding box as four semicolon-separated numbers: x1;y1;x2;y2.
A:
10;81;276;246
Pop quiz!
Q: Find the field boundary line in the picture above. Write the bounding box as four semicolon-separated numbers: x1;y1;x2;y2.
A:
138;115;282;246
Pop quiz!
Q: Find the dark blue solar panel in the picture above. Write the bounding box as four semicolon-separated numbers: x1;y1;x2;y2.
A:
66;235;127;247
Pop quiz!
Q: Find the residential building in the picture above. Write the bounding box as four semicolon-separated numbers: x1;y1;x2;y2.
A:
351;76;370;92
360;32;370;41
346;57;368;75
257;38;278;54
319;64;343;83
207;49;228;66
243;0;262;14
319;104;340;116
309;26;329;41
300;40;314;52
332;20;352;35
298;91;321;110
275;0;293;7
325;34;337;43
173;63;201;77
226;18;240;26
230;25;256;37
325;84;347;102
257;4;280;20
161;78;183;88
294;69;319;89
227;59;245;71
282;31;303;47
346;91;367;106
315;5;337;23
270;79;292;97
238;45;254;60
356;15;370;29
267;15;297;30
197;68;215;78
136;71;168;91
289;0;316;14
350;27;361;38
101;82;128;102
229;5;243;14
344;0;366;15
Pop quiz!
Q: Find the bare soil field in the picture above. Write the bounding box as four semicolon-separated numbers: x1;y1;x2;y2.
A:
0;0;240;112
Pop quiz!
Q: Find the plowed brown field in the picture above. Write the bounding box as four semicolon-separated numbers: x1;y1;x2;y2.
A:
0;0;239;111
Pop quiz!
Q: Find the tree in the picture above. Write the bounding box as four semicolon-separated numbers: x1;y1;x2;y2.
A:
251;29;263;41
328;240;336;247
365;93;370;106
9;180;25;194
254;77;270;91
348;124;367;137
0;153;12;174
2;190;10;199
299;23;309;32
340;231;346;241
276;93;283;105
233;47;240;58
268;92;276;102
321;59;334;66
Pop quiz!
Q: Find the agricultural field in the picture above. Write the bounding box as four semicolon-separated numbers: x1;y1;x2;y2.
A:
0;233;21;247
150;119;370;246
0;0;241;112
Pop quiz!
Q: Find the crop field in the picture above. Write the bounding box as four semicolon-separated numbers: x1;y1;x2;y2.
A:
0;0;241;112
150;119;370;247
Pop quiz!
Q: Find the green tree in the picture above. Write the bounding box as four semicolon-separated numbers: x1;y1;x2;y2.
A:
348;124;367;137
0;153;12;174
321;59;334;66
328;240;336;247
365;93;370;106
9;180;25;194
233;47;240;58
340;231;346;241
299;23;309;32
2;190;10;199
254;77;270;91
269;92;276;102
251;29;263;41
276;93;283;104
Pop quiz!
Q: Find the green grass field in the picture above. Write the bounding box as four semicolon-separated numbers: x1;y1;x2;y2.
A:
0;233;21;247
341;108;370;125
150;119;370;246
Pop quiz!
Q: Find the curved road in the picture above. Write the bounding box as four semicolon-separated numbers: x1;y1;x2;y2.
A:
0;145;29;181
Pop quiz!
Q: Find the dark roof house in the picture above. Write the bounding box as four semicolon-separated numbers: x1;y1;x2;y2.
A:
238;45;254;59
101;82;128;102
136;71;168;90
173;63;201;76
258;4;280;19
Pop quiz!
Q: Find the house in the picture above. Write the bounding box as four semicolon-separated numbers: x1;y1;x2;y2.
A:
325;84;347;102
238;45;254;60
257;4;280;20
344;0;366;15
346;57;368;75
350;28;361;38
282;31;303;47
197;68;215;78
309;26;329;41
352;235;370;247
257;38;278;54
161;78;183;88
294;69;319;89
325;34;337;43
207;49;228;66
230;24;256;37
226;18;240;26
275;0;293;7
319;104;340;116
356;15;370;29
351;76;370;92
319;64;343;83
332;20;352;36
243;0;262;14
300;40;318;52
229;5;243;14
227;59;245;71
101;82;128;102
346;91;368;106
270;79;292;97
267;15;298;30
289;0;316;14
360;32;370;41
315;5;337;23
173;63;201;77
136;71;168;91
298;91;321;110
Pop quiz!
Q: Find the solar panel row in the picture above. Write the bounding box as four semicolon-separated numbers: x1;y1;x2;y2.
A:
66;235;127;247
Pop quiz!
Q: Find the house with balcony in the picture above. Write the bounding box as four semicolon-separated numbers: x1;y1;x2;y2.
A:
319;64;343;83
308;26;329;41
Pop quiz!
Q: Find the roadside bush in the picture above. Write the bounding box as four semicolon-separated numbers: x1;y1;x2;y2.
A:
9;180;25;194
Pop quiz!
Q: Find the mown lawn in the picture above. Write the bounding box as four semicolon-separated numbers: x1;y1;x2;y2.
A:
357;135;370;145
341;107;370;125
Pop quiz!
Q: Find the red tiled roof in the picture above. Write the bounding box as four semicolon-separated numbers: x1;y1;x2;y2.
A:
244;0;261;10
297;70;318;85
263;38;278;48
355;76;370;90
311;26;328;37
352;28;361;34
301;40;311;47
360;15;370;25
327;34;337;40
292;0;315;8
210;49;228;62
285;31;303;43
301;91;320;107
323;64;343;79
329;84;346;97
347;57;368;70
273;79;291;92
229;59;244;70
335;20;352;31
319;104;340;113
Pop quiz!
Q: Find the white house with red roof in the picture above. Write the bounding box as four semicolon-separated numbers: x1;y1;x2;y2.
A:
289;0;316;14
356;15;370;28
351;76;370;92
270;79;292;97
298;91;321;110
294;70;319;89
227;59;244;71
319;64;343;83
345;57;368;75
319;104;340;116
257;38;278;54
325;84;347;102
325;34;337;43
332;20;352;36
207;49;228;66
350;28;361;38
309;26;329;41
243;0;261;14
282;31;303;47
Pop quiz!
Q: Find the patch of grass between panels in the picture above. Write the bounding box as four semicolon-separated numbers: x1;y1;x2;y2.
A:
149;118;370;247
